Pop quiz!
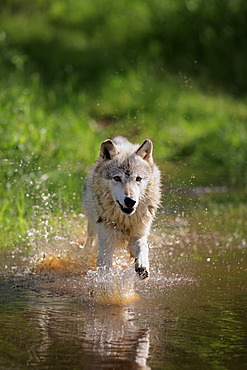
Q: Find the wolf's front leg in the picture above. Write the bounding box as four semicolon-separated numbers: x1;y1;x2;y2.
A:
84;219;97;253
129;236;150;279
96;224;116;270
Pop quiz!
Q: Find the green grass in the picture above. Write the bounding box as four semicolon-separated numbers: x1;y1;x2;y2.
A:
1;67;246;250
0;0;247;250
0;72;103;249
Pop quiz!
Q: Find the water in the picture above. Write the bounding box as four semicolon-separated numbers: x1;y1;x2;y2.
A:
0;192;246;369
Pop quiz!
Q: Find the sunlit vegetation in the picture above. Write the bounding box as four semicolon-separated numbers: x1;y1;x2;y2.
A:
0;0;246;249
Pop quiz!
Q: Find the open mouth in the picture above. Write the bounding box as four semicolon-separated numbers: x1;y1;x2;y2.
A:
117;201;135;215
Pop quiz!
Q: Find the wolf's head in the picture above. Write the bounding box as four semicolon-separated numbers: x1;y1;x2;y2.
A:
100;138;154;216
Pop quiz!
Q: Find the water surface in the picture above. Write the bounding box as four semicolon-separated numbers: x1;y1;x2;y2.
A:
0;192;246;369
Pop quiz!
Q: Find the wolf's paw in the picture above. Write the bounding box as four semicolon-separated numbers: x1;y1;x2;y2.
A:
135;266;149;280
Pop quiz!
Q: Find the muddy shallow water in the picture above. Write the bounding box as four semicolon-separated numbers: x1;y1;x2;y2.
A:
0;193;247;369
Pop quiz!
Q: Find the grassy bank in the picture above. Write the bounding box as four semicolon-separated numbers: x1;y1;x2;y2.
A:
1;67;246;250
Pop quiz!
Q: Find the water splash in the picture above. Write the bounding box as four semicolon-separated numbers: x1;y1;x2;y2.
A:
22;188;195;306
85;268;140;305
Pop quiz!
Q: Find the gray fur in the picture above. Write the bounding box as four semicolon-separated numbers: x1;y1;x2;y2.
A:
83;137;161;279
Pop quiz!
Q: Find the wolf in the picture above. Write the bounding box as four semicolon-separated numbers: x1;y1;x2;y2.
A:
83;136;161;279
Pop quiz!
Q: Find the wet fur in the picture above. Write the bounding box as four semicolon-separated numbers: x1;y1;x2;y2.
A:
83;136;161;278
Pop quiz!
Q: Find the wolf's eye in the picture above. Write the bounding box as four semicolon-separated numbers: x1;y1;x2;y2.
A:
136;176;142;182
113;176;121;182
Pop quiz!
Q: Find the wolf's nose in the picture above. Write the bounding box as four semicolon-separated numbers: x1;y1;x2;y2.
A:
124;197;136;208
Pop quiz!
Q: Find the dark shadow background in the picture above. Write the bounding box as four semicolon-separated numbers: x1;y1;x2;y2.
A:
1;0;247;95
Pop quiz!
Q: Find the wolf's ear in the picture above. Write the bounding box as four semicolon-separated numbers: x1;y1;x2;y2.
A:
100;139;119;160
136;139;153;163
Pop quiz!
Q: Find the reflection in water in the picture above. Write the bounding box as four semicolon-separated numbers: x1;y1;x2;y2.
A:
0;248;246;369
26;295;150;369
2;258;246;369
